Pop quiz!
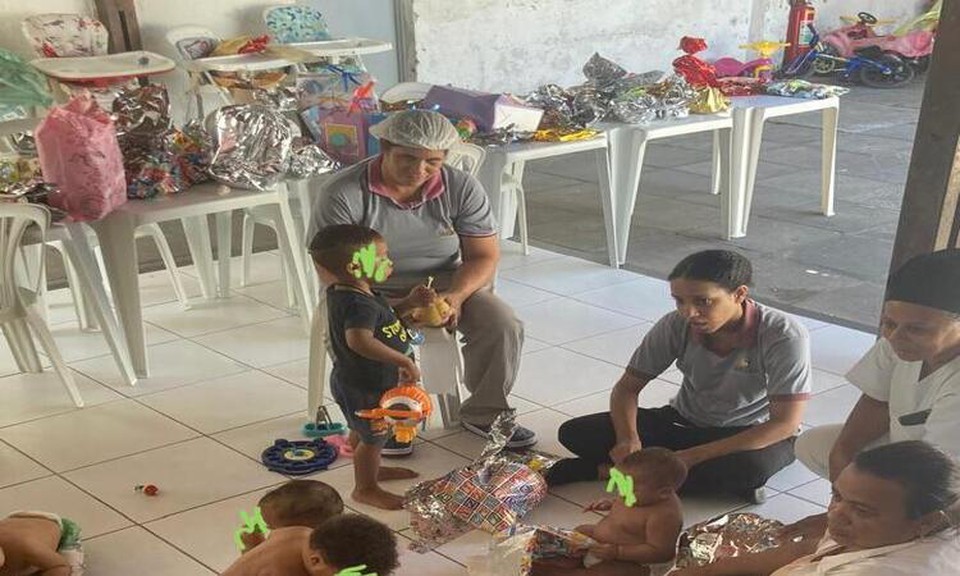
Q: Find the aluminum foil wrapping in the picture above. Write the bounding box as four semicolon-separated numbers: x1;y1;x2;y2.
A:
468;525;596;576
287;139;341;179
524;84;577;130
647;75;696;119
765;80;850;100
404;412;549;552
583;52;627;87
672;513;785;569
689;86;730;114
113;84;171;141
607;88;659;124
207;104;294;191
248;86;299;113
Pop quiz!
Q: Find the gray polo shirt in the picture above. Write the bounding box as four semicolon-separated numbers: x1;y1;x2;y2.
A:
628;301;812;428
306;157;497;276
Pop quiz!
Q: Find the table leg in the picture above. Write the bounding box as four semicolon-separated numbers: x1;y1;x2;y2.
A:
726;107;756;239
594;142;619;268
89;217;147;378
182;216;217;299
215;211;232;298
711;130;723;196
611;128;648;265
821;105;839;217
62;223;137;386
274;186;314;331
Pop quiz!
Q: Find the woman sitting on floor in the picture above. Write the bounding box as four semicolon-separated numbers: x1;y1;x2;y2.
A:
670;440;960;576
548;250;812;503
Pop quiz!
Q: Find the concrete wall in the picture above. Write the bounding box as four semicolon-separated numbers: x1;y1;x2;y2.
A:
408;0;933;94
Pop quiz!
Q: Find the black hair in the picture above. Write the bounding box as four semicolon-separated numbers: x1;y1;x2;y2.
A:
308;224;384;275
853;441;960;519
258;480;344;528
668;250;753;291
886;249;960;316
621;447;688;490
310;514;399;576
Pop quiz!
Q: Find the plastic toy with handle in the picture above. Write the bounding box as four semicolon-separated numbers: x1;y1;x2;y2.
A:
356;385;433;443
819;11;935;75
714;41;791;81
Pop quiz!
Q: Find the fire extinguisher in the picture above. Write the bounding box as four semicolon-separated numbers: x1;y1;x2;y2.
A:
783;0;817;66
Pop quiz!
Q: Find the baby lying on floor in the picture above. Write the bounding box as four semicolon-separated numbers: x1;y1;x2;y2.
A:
223;480;399;576
534;448;686;576
0;510;85;576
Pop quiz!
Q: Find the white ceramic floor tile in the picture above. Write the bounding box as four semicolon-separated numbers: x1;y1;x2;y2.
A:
396;533;468;576
520;299;641;346
809;325;876;376
502;257;638;297
497;242;566;271
64;437;280;523
0;441;51;488
788;478;832;507
522;337;552;355
0;369;122;428
143;294;289;338
803;384;861;428
810;368;850;395
0;342;24;378
44;320;177;364
740;492;826;524
301;443;470;530
212;413;340;462
139;370;306;434
552;380;680;418
136;268;204;308
512;348;622;406
679;495;752;527
0;476;131;537
181;251;283;288
146;485;283;574
494;279;561;309
0;399;198;472
515;409;577;459
69;339;247;397
561;323;653;368
193;316;310;368
766;460;821;493
430;431;490;461
571;277;676;322
234;279;298;311
262;358;313;389
85;526;216;576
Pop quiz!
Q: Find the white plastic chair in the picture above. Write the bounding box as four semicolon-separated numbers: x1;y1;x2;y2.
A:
164;25;233;121
1;203;84;407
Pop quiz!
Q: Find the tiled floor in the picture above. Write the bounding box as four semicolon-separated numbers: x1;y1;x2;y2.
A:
0;242;875;575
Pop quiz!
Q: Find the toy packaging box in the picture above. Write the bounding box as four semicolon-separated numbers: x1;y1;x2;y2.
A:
301;107;387;165
421;85;544;133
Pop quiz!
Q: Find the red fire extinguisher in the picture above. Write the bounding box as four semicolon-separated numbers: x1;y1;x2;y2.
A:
783;0;817;66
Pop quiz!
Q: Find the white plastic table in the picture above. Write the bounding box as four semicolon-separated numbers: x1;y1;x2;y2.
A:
726;95;840;238
476;132;620;267
88;182;312;377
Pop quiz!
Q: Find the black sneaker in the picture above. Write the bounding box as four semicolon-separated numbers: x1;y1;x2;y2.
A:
462;421;538;449
545;458;600;487
381;437;414;458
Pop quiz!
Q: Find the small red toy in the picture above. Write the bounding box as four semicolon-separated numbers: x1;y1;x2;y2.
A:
135;484;159;496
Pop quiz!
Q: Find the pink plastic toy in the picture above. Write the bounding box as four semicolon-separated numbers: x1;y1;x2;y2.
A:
818;11;934;74
714;41;791;82
325;434;354;457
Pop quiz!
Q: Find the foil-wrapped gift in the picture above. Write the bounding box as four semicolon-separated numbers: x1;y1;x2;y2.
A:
468;525;596;576
404;412;550;551
287;138;341;179
689;86;730;114
583;52;627;88
207;104;294;191
671;513;785;570
672;36;719;88
765;80;850;100
647;75;697;119
523;84;577;130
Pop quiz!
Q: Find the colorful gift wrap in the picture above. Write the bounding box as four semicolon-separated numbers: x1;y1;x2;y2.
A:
671;513;785;570
297;66;378;112
301;107;387;165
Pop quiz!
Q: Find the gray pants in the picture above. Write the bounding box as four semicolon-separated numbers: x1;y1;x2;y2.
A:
369;271;524;427
795;424;889;479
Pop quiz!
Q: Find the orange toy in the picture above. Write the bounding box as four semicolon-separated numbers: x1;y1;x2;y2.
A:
356;385;433;443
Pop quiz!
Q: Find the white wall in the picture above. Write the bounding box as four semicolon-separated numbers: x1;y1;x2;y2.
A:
408;0;933;94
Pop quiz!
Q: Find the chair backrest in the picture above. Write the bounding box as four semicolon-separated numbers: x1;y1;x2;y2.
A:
0;203;49;313
262;4;332;44
22;14;109;58
164;25;221;62
379;82;433;105
446;142;486;177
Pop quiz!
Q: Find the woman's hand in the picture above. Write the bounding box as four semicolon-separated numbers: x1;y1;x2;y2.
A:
609;438;643;464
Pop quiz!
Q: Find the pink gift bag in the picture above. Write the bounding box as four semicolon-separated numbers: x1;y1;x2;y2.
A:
35;93;127;220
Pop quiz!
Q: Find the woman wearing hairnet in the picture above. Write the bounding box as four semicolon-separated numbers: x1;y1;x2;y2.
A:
307;110;535;456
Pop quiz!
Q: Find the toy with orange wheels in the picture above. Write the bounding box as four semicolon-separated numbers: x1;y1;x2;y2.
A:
356;384;433;443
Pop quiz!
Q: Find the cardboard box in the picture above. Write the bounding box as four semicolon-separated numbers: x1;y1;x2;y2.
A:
422;85;544;133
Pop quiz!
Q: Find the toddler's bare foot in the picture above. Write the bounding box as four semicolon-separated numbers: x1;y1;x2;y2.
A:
352;487;405;510
378;466;419;481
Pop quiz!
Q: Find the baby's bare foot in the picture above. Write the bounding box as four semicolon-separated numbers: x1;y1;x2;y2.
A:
352;487;405;510
378;466;419;481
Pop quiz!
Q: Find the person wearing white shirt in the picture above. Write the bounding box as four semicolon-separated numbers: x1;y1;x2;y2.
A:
669;441;960;576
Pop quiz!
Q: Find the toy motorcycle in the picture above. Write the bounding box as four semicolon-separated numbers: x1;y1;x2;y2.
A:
781;23;914;88
818;11;934;75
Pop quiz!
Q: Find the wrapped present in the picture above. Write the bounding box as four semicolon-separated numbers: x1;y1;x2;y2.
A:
301;107;387;165
671;513;785;570
467;525;595;576
689;86;730;114
672;36;719;88
35;92;127;221
422;85;544;134
404;412;549;551
207;104;293;191
297;65;378;112
765;80;850;100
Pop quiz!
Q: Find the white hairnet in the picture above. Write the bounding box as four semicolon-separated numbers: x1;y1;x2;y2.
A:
369;109;461;150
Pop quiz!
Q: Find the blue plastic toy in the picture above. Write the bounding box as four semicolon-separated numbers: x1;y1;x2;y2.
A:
261;438;338;475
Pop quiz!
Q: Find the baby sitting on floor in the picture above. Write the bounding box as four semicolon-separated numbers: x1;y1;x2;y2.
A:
534;448;686;576
0;510;85;576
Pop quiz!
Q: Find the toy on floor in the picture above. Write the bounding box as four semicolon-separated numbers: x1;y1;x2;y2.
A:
819;11;935;75
261;438;338;475
134;484;159;496
356;385;433;443
234;506;270;551
325;434;355;457
302;405;347;438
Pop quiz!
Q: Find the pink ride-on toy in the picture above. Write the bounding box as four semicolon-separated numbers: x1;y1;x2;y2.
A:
817;11;935;75
714;41;791;82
